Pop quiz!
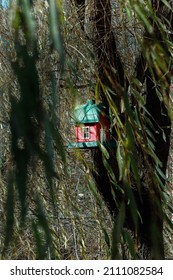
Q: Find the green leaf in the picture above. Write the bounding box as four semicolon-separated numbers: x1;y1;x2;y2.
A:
102;156;117;184
133;4;153;33
124;184;139;229
33;195;55;259
111;203;125;259
122;229;139;259
49;0;65;66
116;141;123;180
161;0;172;10
100;223;111;253
22;0;36;43
87;175;103;207
99;143;110;160
32;221;46;260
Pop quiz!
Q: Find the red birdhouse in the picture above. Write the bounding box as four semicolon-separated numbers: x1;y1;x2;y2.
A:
68;100;111;148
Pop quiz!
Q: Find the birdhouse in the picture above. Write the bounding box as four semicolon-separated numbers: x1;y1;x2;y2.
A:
68;100;111;149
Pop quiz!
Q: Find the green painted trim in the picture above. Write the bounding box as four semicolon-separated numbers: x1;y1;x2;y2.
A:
68;140;116;149
68;141;99;149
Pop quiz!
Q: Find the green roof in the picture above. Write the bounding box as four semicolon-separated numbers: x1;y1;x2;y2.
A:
72;100;103;124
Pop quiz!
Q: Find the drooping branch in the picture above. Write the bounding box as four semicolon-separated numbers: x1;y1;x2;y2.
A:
73;0;172;259
130;1;172;258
